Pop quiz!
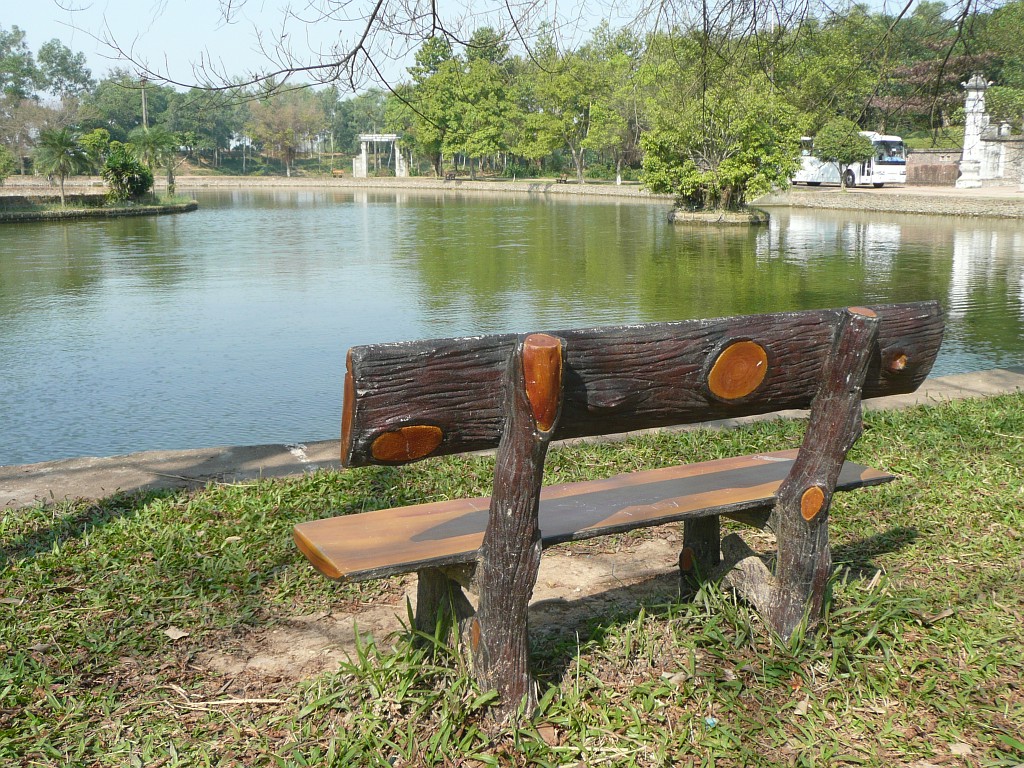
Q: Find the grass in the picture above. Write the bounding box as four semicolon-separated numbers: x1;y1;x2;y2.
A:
2;394;1023;766
902;127;966;150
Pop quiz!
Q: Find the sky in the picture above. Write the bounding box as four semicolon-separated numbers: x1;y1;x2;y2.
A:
7;0;907;92
5;0;429;90
4;0;606;91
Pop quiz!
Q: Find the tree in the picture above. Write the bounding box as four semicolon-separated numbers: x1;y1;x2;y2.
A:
81;70;174;142
525;40;603;182
36;40;94;98
456;30;514;178
581;26;646;185
246;88;326;175
402;37;462;177
0;143;15;184
812;117;873;190
129;125;182;194
163;88;245;166
79;128;112;173
0;97;47;173
33;126;90;205
0;25;37;101
642;75;800;210
102;142;154;201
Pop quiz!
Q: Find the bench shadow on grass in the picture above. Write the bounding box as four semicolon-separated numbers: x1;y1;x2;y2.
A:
525;525;920;685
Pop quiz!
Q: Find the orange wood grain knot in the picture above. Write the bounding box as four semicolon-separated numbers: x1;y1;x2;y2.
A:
680;547;695;572
370;425;444;462
707;340;769;401
522;333;563;432
847;306;878;318
340;349;356;462
470;617;481;652
888;352;909;372
801;486;826;522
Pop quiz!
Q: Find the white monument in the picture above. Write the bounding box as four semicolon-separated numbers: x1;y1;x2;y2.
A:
352;134;408;178
956;73;990;189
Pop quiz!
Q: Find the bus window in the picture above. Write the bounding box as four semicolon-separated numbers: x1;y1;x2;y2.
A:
876;141;906;163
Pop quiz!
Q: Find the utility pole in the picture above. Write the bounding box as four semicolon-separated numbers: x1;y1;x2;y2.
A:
140;76;149;131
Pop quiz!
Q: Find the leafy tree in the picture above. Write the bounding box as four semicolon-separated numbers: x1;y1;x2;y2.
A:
456;32;513;178
79;128;111;173
986;85;1024;123
402;37;462;176
246;88;325;175
0;97;46;173
129;125;182;194
33;126;90;205
102;142;154;201
524;40;605;182
0;143;15;184
36;40;94;98
0;25;38;101
80;70;174;141
581;26;645;184
164;88;245;165
773;12;883;131
642;76;800;210
812;117;873;190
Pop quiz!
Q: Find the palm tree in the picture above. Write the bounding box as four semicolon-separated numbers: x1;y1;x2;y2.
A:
129;126;181;195
33;127;90;206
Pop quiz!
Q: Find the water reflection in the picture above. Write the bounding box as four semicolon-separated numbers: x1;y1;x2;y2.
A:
1;188;1021;465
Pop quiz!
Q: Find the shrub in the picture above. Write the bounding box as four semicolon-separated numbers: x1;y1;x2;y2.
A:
0;144;15;185
102;143;154;202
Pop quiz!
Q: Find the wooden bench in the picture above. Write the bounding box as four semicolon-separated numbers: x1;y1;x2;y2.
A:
444;172;457;181
294;302;943;721
331;169;344;178
556;174;568;183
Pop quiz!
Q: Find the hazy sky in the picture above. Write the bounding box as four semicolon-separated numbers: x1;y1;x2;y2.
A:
8;0;904;91
5;0;422;88
6;0;658;90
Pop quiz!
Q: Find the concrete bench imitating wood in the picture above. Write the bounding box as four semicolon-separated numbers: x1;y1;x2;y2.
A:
294;301;944;722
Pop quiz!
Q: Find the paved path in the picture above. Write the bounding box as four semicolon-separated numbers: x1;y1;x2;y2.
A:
3;368;1022;509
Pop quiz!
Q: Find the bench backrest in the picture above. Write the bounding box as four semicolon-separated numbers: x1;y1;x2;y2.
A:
341;301;943;467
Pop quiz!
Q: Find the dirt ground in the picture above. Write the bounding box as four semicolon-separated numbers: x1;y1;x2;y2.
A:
194;531;727;683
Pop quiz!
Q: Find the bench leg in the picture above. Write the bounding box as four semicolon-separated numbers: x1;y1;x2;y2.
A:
680;516;721;591
415;568;476;642
471;334;564;725
723;308;880;640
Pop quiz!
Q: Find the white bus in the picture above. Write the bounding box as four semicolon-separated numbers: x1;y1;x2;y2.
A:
793;131;907;188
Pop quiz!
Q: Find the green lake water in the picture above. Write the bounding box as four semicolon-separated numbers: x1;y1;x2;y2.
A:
1;187;1021;465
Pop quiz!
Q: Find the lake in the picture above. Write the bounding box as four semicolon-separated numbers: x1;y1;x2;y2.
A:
2;187;1022;466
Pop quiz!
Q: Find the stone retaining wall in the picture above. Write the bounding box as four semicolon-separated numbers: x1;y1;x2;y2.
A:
0;192;108;209
906;149;960;186
756;188;1024;218
168;174;673;201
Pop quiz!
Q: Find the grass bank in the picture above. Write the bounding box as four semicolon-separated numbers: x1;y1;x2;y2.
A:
2;394;1022;766
0;195;198;223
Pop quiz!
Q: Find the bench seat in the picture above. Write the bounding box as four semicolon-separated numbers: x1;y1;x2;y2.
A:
294;449;893;582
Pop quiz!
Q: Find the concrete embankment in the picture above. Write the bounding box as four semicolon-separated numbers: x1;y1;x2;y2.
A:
3;368;1022;510
756;184;1024;218
5;175;1023;215
170;174;673;201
